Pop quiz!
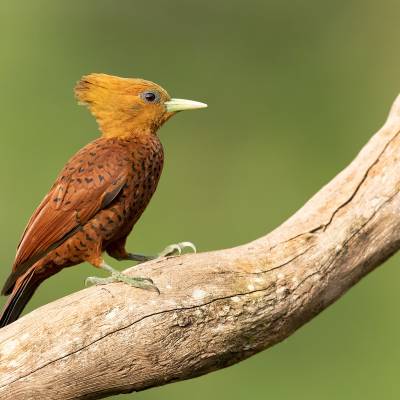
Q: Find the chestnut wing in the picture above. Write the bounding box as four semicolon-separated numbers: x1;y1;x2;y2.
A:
4;143;129;294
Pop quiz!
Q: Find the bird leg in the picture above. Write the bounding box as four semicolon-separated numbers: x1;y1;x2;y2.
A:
85;261;159;293
124;253;155;262
125;241;197;263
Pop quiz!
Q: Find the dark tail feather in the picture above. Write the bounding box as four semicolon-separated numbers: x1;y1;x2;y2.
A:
0;268;40;328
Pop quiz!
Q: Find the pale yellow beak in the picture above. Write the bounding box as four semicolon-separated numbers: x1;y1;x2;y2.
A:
165;98;208;113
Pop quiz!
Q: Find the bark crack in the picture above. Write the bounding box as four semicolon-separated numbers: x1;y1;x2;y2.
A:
1;286;272;388
320;128;400;231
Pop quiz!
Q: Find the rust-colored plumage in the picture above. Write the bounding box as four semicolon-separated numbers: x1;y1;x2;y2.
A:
0;73;206;327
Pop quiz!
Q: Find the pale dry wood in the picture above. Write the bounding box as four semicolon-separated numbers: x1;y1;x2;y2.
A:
1;95;400;399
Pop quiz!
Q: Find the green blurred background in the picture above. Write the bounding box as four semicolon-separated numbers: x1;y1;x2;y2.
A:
1;0;400;398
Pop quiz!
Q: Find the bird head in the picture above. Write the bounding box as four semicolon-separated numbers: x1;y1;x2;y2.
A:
75;73;207;138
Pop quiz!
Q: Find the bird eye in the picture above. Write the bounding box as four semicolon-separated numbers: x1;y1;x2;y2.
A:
140;90;160;104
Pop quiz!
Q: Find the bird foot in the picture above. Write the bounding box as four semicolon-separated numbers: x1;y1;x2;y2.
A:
158;241;197;257
85;262;159;293
125;241;197;263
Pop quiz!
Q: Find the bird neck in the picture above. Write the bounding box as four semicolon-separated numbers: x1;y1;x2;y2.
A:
95;111;162;139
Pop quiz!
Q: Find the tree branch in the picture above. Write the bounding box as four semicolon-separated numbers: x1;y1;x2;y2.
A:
1;95;400;399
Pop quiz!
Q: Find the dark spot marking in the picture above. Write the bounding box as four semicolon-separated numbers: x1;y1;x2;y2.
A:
98;175;105;182
89;152;96;157
85;177;93;184
85;233;94;241
79;167;85;173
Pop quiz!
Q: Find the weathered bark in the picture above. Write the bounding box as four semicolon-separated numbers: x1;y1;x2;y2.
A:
1;94;400;399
